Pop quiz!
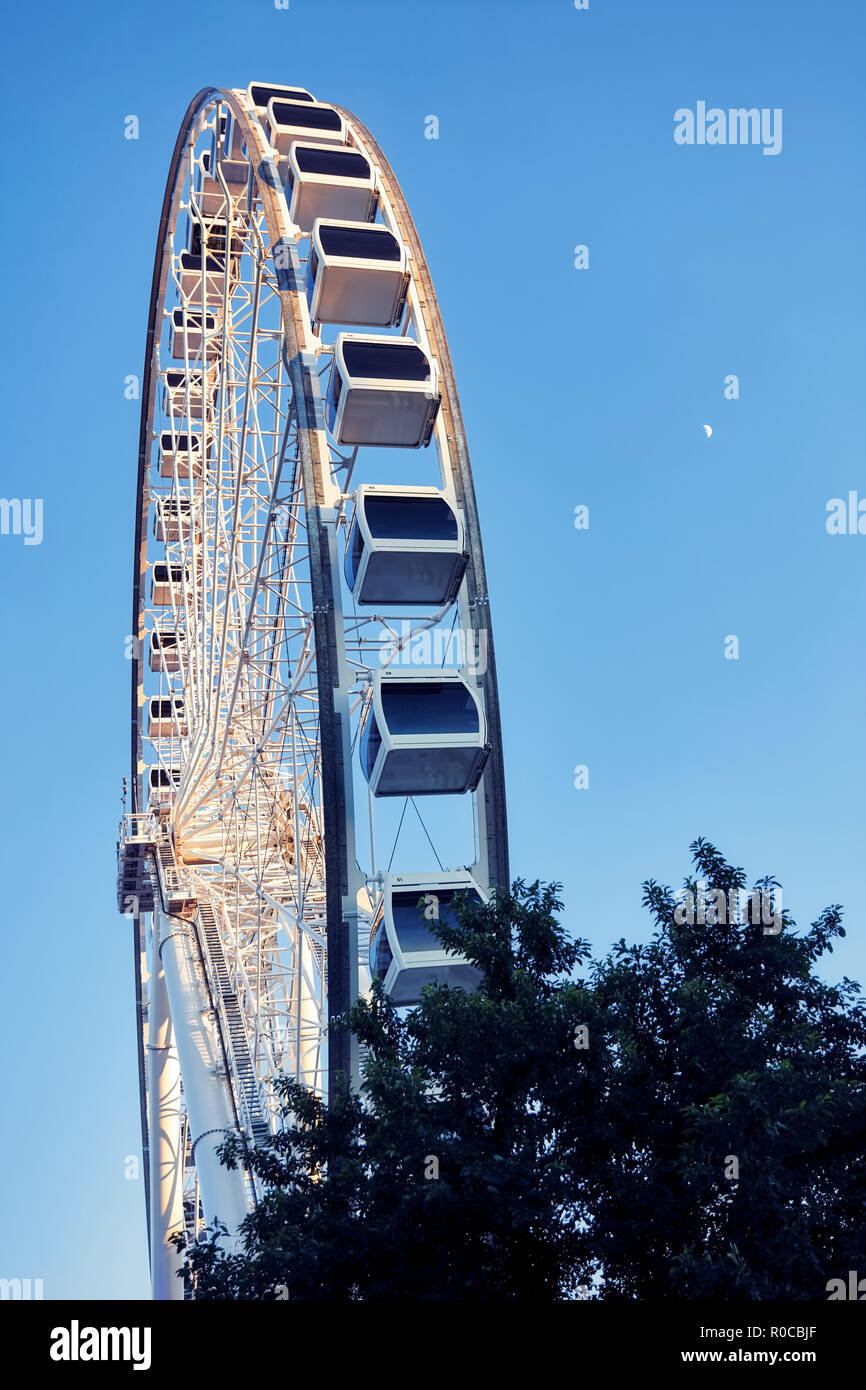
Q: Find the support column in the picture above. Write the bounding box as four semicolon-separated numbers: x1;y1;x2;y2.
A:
147;953;185;1300
157;912;253;1247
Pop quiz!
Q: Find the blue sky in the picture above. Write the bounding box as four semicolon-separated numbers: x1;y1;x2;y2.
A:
0;0;863;1298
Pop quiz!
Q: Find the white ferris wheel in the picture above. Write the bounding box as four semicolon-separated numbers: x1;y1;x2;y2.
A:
116;81;509;1299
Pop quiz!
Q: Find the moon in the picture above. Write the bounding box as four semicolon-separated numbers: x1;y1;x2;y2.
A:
703;424;712;438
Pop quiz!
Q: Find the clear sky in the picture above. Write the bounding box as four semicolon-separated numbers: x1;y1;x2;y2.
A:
0;0;863;1299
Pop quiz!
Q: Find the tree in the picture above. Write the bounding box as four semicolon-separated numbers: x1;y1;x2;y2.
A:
587;838;866;1298
174;841;866;1299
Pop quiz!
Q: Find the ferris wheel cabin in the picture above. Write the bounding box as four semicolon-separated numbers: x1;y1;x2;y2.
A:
187;217;244;260
198;152;251;217
147;765;181;812
369;871;486;1005
177;249;231;302
345;485;467;606
162;370;207;421
153;497;193;543
361;669;489;797
150;563;187;607
148;628;184;674
169;308;220;360
159;432;202;479
327;335;440;448
147;696;186;739
286;144;377;234
267;99;346;158
306;220;409;327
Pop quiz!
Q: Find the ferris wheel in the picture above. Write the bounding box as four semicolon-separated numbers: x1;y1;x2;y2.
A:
116;82;509;1300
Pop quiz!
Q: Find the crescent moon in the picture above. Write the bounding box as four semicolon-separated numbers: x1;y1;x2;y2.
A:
703;424;712;438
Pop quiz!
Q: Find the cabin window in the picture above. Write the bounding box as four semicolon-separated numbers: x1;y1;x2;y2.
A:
252;85;313;106
161;433;199;451
361;711;382;780
364;495;457;542
390;890;466;954
150;767;180;788
165;373;202;396
172;310;215;330
381;682;479;735
272;101;341;133
319;224;401;262
151;699;181;719
342;339;429;382
369;921;393;979
344;517;364;588
295;146;369;179
180;251;224;272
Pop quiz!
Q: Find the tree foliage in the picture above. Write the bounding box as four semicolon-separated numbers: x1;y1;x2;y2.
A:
175;841;866;1299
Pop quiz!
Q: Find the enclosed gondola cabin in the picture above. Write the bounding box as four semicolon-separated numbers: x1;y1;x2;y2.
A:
369;872;486;1005
327;335;440;448
198;153;228;219
169;308;220;360
148;629;183;674
306;219;409;327
147;696;186;739
153;497;193;543
159;432;202;479
247;81;315;114
162;370;207;421
286;143;377;234
267;99;346;157
361;669;489;797
198;152;251;217
147;765;181;812
187;217;244;260
177;249;230;301
345;486;467;606
151;563;187;607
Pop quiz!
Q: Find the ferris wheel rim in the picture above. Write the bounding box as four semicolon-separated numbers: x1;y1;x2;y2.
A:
332;104;509;894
